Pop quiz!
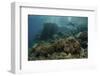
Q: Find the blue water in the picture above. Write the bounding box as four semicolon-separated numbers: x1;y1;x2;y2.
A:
28;15;88;48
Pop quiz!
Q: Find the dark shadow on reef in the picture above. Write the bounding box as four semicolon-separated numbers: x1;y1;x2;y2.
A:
28;22;88;60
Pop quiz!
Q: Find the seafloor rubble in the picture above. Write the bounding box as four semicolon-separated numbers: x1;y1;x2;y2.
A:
28;31;88;60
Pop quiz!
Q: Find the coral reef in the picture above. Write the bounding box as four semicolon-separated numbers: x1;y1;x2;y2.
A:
28;31;88;60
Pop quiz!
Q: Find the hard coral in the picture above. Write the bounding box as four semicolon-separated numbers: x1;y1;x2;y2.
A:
29;32;87;60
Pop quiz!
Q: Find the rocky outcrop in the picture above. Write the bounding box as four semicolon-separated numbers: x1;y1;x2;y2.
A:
40;23;58;40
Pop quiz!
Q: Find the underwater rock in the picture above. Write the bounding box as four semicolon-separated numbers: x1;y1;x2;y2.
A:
40;23;58;40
